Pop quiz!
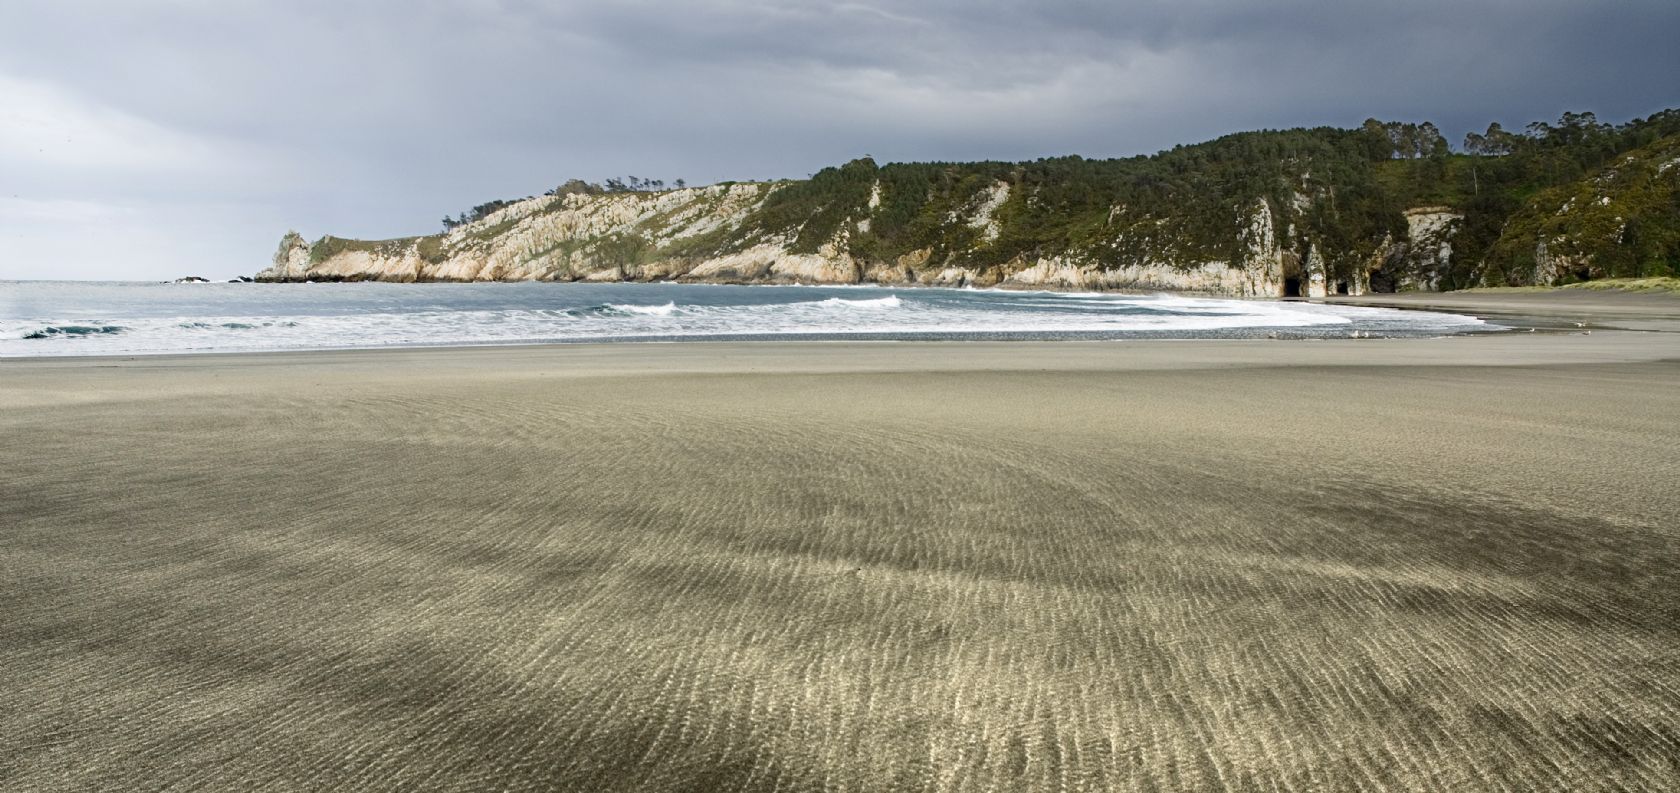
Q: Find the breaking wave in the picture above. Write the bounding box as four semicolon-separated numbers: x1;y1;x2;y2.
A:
0;281;1491;357
603;301;677;316
815;295;902;309
21;324;127;340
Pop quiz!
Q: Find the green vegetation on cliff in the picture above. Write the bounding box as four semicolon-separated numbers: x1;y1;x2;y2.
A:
275;109;1680;291
307;235;434;265
705;109;1680;287
1478;131;1680;284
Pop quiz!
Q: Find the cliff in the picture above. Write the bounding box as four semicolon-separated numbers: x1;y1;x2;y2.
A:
1479;134;1680;286
261;173;1457;298
260;114;1680;295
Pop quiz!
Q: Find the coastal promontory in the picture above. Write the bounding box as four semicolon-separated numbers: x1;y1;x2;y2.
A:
261;111;1680;298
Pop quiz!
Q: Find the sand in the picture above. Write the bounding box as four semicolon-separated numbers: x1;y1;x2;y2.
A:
1323;289;1680;332
3;307;1678;790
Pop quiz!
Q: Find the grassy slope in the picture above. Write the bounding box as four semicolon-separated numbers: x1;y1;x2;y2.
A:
1481;135;1680;284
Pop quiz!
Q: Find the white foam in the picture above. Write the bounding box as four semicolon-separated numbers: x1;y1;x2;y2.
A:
607;301;676;316
815;295;902;309
0;281;1489;357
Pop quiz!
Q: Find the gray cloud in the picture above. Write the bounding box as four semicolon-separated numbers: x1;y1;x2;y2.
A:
2;0;1676;279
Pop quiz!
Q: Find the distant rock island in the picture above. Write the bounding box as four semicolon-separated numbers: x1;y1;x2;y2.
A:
260;111;1680;297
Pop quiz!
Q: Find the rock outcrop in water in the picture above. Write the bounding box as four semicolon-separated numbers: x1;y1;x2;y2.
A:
259;112;1680;295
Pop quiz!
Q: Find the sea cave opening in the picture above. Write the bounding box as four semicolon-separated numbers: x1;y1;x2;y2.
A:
1335;281;1350;295
1283;277;1302;298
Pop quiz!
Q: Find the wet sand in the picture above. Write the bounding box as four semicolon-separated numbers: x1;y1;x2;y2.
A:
1322;288;1680;332
3;327;1678;790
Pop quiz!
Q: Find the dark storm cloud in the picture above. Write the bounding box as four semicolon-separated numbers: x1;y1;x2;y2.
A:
2;0;1675;278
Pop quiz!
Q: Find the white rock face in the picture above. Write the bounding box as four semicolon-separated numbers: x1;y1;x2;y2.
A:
267;232;313;280
1356;207;1462;293
964;182;1010;244
258;186;1461;296
857;181;882;234
258;184;777;283
1528;238;1593;286
927;266;978;287
1004;256;1283;296
1398;208;1461;291
1241;199;1285;296
685;240;860;284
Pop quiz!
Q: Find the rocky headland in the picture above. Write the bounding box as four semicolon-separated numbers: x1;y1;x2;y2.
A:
260;112;1680;298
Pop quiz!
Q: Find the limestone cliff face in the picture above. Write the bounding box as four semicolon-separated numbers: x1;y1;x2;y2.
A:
269;231;312;280
260;178;1458;297
1360;208;1463;293
257;116;1680;293
262;184;775;284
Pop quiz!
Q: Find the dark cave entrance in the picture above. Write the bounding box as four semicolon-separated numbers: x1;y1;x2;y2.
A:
1335;281;1350;295
1369;270;1397;293
1283;277;1303;298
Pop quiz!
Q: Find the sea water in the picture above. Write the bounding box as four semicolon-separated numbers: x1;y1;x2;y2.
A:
0;281;1492;357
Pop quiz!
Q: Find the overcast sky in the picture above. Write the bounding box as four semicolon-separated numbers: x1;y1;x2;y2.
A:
3;0;1676;280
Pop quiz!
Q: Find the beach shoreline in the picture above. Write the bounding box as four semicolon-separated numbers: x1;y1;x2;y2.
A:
0;280;1514;360
1318;288;1680;332
3;295;1677;790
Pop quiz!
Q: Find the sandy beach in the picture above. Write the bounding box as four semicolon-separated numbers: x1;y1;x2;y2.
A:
3;296;1678;791
1323;289;1680;333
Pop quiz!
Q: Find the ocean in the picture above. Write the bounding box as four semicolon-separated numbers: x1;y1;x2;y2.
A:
0;281;1491;357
